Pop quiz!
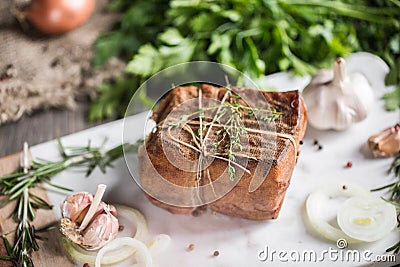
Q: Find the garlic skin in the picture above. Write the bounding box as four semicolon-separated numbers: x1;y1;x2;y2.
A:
60;192;119;250
368;124;400;157
303;57;374;130
62;192;93;224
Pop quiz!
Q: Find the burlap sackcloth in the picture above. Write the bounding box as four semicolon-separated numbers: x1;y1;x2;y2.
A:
0;0;125;125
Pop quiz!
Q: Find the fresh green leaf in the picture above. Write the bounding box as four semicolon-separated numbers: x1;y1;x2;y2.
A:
91;0;400;120
88;76;139;121
126;44;162;77
383;86;400;111
159;28;184;46
93;32;125;66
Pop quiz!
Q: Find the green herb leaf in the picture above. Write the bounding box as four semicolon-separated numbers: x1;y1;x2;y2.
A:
91;0;400;120
383;86;400;111
159;28;185;46
93;32;125;66
88;76;139;121
126;44;162;77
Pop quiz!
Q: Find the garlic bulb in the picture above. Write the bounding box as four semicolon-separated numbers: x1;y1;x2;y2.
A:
303;57;374;130
60;185;119;250
368;124;400;157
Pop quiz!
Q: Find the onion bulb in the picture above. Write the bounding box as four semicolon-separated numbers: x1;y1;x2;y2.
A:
18;0;95;35
337;196;397;242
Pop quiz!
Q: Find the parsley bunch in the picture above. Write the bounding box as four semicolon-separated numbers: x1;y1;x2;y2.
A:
90;0;400;120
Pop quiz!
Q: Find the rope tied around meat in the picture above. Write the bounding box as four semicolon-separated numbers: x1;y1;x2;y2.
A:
158;86;298;201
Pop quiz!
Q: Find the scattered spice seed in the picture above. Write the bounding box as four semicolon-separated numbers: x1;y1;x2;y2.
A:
342;185;348;190
346;161;353;168
192;209;200;217
118;225;124;231
0;75;7;82
313;140;319;145
5;64;17;78
83;263;90;267
50;58;60;68
318;145;323;150
213;250;220;257
299;140;304;145
188;244;195;251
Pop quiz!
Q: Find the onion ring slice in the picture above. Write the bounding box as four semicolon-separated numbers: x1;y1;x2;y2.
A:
306;180;370;243
337;196;397;242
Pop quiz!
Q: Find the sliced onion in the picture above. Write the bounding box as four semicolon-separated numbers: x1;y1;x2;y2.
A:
63;205;148;265
95;237;152;267
148;234;171;256
306;181;370;243
114;204;148;242
63;237;136;266
337;196;397;242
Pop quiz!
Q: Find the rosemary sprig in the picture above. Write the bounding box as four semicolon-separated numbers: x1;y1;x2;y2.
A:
372;154;400;254
0;140;134;267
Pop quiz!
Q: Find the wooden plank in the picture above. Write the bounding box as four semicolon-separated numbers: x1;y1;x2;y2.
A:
0;153;18;267
0;102;114;158
0;152;74;267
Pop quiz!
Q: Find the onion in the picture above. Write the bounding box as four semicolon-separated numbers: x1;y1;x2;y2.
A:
95;237;152;267
306;181;370;243
63;237;136;266
337;196;397;242
63;204;148;266
148;234;171;256
115;204;148;242
18;0;95;35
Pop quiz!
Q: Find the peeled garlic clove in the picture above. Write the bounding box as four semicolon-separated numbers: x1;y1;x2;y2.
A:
80;212;119;250
368;124;400;157
303;57;374;131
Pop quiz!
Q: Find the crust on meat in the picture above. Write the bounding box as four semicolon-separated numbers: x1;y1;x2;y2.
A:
138;84;307;220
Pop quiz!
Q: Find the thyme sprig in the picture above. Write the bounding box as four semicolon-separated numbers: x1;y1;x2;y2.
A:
372;154;400;254
0;140;133;267
167;86;281;182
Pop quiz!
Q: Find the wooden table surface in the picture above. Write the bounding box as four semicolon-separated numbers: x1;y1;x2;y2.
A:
0;101;114;158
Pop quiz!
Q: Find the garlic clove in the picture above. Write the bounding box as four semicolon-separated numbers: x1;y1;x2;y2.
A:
62;192;93;223
80;212;119;250
368;124;400;157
